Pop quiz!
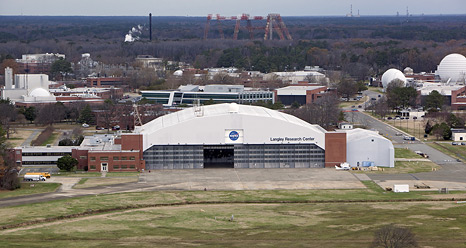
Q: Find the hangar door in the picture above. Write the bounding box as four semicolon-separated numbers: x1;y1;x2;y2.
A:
203;145;234;168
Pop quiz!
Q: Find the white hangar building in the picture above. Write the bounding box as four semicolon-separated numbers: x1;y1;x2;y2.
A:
134;103;394;170
344;129;395;168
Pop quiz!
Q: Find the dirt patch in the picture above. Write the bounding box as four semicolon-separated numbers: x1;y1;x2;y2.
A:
8;130;34;146
73;178;138;189
408;215;433;219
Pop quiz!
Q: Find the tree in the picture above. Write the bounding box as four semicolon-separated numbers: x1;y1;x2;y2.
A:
371;224;418;248
386;83;417;110
0;99;17;139
36;103;66;126
374;97;390;119
57;155;78;171
425;90;444;111
79;104;94;124
51;58;72;80
288;94;340;130
0;125;20;190
24;107;37;123
337;78;358;101
447;113;465;128
431;122;451;140
425;120;433;134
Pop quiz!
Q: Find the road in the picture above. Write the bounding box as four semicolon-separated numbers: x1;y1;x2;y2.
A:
345;90;466;183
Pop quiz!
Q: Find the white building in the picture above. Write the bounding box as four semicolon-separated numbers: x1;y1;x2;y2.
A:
344;128;395;168
265;71;326;84
1;67;56;103
134;103;394;170
436;53;466;83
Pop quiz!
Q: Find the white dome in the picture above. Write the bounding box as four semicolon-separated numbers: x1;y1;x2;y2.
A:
29;88;51;97
404;67;413;75
173;70;183;77
381;69;407;88
436;53;466;82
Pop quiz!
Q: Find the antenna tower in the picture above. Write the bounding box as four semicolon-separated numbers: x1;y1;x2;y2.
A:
133;104;143;127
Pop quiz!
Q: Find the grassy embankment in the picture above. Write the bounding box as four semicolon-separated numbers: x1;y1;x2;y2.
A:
0;183;61;199
0;183;465;247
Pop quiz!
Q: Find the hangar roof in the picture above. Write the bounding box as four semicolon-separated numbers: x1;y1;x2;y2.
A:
135;103;327;150
136;103;326;134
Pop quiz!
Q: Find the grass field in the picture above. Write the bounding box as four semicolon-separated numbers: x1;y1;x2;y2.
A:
0;186;465;247
395;147;423;159
429;142;466;162
54;172;102;177
0;182;60;199
106;172;140;177
40;132;59;146
353;161;440;174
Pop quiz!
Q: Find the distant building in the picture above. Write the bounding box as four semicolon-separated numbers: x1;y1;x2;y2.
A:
12;133;145;172
141;84;274;106
16;53;65;74
1;67;56;103
274;85;328;105
452;129;466;142
417;83;465;108
135;55;164;70
265;71;326;84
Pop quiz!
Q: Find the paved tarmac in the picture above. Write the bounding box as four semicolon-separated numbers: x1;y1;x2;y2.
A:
0;169;364;208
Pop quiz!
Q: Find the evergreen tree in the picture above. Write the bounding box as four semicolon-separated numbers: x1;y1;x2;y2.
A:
78;104;94;124
57;155;78;171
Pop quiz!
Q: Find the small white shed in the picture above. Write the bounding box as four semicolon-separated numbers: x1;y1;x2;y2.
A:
394;184;409;193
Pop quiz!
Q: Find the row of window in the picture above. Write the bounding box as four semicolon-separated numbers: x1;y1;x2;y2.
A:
22;152;71;156
22;161;57;165
88;165;136;170
90;156;135;161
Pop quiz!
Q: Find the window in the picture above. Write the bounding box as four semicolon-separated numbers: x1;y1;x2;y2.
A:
80;156;87;159
90;157;96;161
129;156;135;161
129;165;135;169
121;165;128;169
121;156;127;160
113;156;120;160
90;165;96;170
113;165;120;169
101;156;108;161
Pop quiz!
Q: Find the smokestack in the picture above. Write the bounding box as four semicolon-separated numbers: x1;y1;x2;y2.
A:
5;67;13;89
149;13;152;41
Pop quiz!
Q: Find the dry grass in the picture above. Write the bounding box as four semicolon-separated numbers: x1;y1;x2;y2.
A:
73;178;138;189
7;129;34;146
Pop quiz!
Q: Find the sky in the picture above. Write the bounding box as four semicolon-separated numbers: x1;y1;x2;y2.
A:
0;0;465;16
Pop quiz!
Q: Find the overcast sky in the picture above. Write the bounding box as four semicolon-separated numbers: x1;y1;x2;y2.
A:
0;0;465;16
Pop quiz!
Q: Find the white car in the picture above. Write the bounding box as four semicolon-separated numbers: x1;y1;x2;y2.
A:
82;123;90;128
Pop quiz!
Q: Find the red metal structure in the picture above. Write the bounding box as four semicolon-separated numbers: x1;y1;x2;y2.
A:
204;13;292;41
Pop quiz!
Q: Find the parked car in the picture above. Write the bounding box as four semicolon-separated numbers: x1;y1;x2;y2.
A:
82;123;89;128
96;126;104;130
413;116;418;120
358;105;362;108
387;117;393;120
452;142;459;145
112;125;121;130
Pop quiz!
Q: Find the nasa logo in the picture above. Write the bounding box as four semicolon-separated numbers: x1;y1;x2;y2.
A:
229;131;239;141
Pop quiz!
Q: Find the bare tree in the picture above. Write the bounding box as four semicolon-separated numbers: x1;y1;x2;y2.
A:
288;94;340;130
0;100;17;139
371;224;418;248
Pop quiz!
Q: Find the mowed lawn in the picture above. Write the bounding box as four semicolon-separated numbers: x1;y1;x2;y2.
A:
1;201;465;247
0;181;466;247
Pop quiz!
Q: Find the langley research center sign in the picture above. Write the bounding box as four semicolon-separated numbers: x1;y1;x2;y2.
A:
269;136;315;142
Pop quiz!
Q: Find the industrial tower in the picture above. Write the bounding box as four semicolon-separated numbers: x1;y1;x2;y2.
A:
204;13;292;41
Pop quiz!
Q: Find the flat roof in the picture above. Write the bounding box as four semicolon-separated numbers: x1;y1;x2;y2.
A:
276;85;326;96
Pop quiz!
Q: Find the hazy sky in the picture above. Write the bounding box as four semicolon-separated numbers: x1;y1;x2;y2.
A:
0;0;465;16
